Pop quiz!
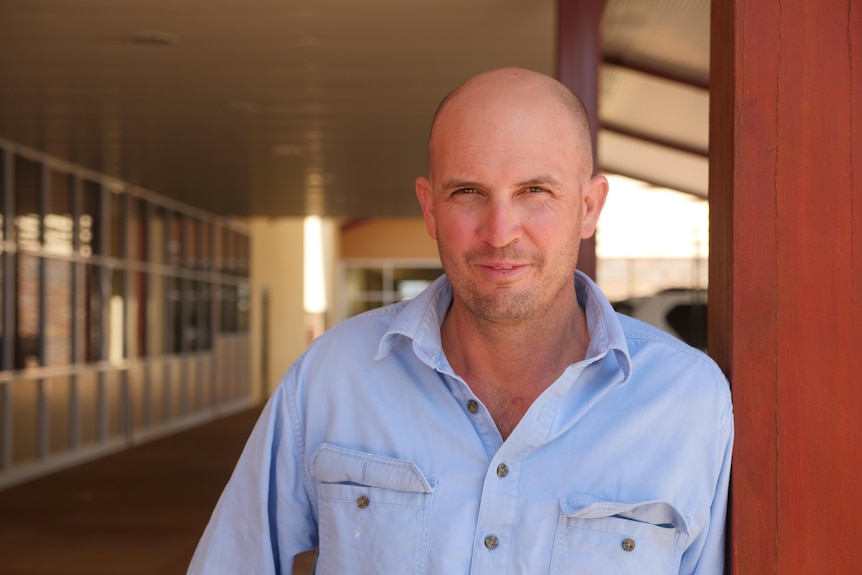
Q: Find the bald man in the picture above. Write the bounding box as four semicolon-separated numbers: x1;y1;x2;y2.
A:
189;68;733;575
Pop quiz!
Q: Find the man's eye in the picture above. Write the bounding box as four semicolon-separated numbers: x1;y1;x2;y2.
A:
454;188;477;195
526;186;546;194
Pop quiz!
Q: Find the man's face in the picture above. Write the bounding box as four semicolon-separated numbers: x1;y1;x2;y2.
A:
416;85;606;324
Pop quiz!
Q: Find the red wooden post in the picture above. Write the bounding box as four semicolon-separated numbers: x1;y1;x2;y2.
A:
710;0;862;572
557;0;603;280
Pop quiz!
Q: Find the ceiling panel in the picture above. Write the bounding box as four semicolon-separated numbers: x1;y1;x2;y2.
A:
0;0;711;217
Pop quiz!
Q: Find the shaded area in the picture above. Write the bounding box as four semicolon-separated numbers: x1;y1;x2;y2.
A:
0;406;315;575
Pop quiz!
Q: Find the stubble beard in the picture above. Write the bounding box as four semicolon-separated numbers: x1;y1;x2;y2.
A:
439;245;554;323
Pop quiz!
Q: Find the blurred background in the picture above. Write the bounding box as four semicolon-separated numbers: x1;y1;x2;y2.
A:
0;0;711;572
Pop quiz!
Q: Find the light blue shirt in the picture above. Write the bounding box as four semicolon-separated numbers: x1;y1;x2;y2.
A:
189;272;733;574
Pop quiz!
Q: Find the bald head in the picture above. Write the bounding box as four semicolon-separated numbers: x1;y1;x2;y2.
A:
428;67;595;179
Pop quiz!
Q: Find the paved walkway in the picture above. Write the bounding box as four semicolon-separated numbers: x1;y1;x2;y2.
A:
0;406;315;575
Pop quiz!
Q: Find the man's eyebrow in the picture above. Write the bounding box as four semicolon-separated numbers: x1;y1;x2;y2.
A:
515;176;564;189
438;176;565;190
438;179;482;190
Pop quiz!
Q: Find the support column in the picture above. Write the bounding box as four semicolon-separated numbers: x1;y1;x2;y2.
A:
710;0;862;572
557;0;603;280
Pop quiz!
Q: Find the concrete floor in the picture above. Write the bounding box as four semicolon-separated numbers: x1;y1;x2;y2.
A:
0;406;315;575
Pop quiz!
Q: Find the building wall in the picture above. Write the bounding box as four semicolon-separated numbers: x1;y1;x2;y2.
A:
0;141;252;490
340;218;437;259
248;218;306;400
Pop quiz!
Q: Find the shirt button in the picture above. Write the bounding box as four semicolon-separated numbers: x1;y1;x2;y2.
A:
484;535;499;550
496;463;509;478
356;495;369;509
621;537;635;552
466;399;479;414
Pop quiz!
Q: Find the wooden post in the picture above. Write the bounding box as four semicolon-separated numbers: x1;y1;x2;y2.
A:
557;0;603;280
710;0;862;572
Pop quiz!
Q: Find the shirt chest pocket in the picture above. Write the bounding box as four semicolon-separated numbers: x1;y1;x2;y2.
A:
551;496;691;575
311;444;436;575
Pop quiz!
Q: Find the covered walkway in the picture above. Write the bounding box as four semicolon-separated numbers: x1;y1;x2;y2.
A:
0;406;314;575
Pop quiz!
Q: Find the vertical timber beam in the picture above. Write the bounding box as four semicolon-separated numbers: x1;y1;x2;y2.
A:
557;0;603;280
710;0;862;572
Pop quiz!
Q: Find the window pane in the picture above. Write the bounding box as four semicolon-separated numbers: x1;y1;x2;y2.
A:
186;217;199;269
107;269;125;363
48;375;72;455
237;233;249;276
107;191;125;258
168;276;183;353
14;156;41;251
168;212;183;266
80;180;102;256
197;280;212;350
147;205;165;264
200;221;212;270
15;253;41;369
0;151;7;241
44;258;72;366
77;263;103;363
127;197;148;262
147;272;165;356
223;228;235;274
128;270;147;359
237;282;249;332
220;284;237;333
213;224;225;272
45;170;73;257
0;254;4;370
12;379;38;465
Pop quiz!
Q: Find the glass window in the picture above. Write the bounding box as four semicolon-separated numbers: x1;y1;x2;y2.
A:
107;268;125;363
213;223;225;272
14;156;41;251
220;283;237;333
237;281;249;332
197;280;212;350
200;220;212;270
223;228;235;274
44;258;72;366
237;233;249;276
185;279;201;351
147;271;165;356
167;212;183;266
127;197;148;262
15;252;41;369
167;275;183;353
76;263;103;363
186;217;199;269
45;170;73;257
0;150;6;241
80;180;102;257
393;267;442;300
0;253;4;370
107;191;125;258
342;261;443;320
148;205;166;265
128;270;147;359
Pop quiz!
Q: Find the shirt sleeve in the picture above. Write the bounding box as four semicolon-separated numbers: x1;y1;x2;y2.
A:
681;379;734;575
187;374;316;574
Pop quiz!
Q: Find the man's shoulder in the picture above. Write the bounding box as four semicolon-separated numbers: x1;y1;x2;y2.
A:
312;301;408;350
616;312;727;385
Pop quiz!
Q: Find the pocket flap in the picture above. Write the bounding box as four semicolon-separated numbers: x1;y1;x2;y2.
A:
560;496;691;536
311;443;434;493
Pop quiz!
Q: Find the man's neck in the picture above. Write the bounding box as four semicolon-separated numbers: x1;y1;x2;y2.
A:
440;296;590;438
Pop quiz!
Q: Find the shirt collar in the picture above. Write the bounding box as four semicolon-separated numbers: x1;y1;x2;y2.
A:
375;271;632;384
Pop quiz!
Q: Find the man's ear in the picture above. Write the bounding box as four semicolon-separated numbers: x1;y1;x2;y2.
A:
580;175;609;239
415;177;438;240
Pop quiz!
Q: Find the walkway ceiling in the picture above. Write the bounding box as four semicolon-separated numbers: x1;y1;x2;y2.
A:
0;0;709;218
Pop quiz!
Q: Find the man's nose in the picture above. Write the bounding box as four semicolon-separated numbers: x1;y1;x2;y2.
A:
478;199;522;248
